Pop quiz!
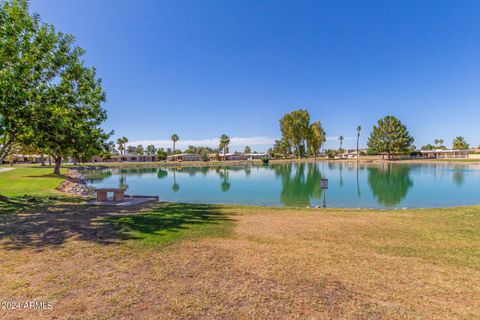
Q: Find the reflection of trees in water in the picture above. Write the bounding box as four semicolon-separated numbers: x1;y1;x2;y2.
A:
339;162;344;187
216;167;231;192
356;163;361;197
452;166;465;186
367;164;413;207
172;169;180;192
157;169;168;179
273;163;323;207
85;169;112;182
118;173;128;189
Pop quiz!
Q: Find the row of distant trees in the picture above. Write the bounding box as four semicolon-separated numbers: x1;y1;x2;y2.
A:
270;110;414;160
114;133;250;161
113;110;474;162
421;137;471;151
272;110;475;160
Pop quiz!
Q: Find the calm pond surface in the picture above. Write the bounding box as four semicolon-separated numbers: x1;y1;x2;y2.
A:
84;162;480;208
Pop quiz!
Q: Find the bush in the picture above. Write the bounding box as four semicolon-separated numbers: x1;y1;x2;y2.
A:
261;157;270;164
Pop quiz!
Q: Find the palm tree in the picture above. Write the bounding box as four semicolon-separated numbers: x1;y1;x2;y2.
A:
219;134;230;161
171;134;179;155
339;135;344;153
116;137;128;155
356;126;361;160
452;136;469;150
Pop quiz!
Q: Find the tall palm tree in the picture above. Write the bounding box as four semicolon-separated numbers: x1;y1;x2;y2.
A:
171;134;179;155
219;134;230;161
356;126;361;160
339;135;344;153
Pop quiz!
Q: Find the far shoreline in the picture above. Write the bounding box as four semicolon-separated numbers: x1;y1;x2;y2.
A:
3;157;480;171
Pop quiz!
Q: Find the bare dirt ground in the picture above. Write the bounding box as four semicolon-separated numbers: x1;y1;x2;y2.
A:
0;204;479;319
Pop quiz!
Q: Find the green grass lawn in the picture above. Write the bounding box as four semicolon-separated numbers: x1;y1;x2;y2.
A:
0;166;66;197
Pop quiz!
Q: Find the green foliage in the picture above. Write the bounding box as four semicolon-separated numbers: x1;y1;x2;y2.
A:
219;134;230;160
261;157;269;164
279;109;310;158
325;149;338;159
116;137;128;155
145;144;156;155
307;121;326;158
126;145;136;154
271;139;291;157
338;135;344;152
244;146;251;154
452;136;469;150
421;144;435;150
0;0;110;172
200;149;209;161
156;148;167;160
171;133;179;153
367;116;414;160
135;144;144;155
279;110;326;158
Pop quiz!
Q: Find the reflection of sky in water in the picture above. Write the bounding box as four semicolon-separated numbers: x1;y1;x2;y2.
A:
85;163;480;208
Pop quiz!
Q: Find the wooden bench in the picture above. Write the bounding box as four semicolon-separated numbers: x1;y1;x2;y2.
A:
94;188;126;202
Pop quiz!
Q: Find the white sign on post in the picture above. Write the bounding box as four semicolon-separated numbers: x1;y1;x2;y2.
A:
320;178;328;189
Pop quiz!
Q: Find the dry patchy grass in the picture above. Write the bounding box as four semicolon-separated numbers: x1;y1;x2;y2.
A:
0;203;479;319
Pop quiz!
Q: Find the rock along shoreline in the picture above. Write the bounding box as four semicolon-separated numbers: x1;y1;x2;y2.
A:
56;169;91;197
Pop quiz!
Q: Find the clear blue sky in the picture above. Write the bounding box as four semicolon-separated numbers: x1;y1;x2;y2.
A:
31;0;480;151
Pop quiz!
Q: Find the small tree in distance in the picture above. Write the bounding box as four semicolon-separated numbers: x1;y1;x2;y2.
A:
452;136;469;150
171;134;179;154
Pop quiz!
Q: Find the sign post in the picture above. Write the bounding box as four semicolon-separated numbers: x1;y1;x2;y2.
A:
320;178;328;208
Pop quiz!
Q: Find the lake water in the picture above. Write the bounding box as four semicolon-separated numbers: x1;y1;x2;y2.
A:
84;162;480;208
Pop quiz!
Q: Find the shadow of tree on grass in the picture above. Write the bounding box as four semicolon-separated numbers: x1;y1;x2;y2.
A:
0;202;231;251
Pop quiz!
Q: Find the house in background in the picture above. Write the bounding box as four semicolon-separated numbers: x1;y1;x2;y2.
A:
421;149;469;159
92;154;159;162
167;153;201;162
246;153;271;160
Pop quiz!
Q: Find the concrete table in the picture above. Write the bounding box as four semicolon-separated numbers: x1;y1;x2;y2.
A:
94;188;126;202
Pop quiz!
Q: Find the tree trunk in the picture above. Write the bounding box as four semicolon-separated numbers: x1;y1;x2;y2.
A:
0;130;16;164
356;137;359;161
53;157;62;175
40;154;46;166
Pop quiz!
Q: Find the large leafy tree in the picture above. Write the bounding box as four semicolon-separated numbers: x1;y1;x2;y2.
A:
280;109;310;158
367;116;414;160
0;0;67;162
307;121;326;159
219;134;230;161
452;136;469;150
30;55;109;173
1;0;110;172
